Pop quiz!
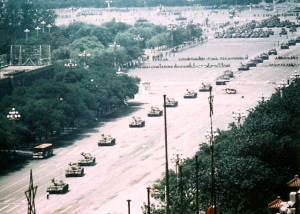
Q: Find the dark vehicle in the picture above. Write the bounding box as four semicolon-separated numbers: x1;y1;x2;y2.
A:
216;79;227;85
65;163;84;177
98;134;116;146
260;53;269;60
246;60;257;67
32;143;53;159
165;97;178;107
129;116;145;127
288;39;296;46
184;89;198;98
253;57;264;63
279;28;287;35
47;178;69;194
268;49;277;55
78;152;96;166
281;43;289;49
147;106;163;117
199;82;212;92
224;88;237;94
238;64;249;71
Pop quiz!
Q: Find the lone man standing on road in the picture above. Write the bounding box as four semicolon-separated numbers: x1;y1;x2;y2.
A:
47;192;49;200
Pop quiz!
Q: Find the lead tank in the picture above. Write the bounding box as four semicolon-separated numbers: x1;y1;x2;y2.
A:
47;178;69;194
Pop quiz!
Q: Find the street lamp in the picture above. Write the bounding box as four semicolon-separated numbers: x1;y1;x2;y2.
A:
7;108;21;122
46;24;52;34
171;148;185;174
290;70;300;83
24;29;30;41
105;0;112;8
167;25;177;51
257;92;269;103
232;108;246;128
109;41;120;69
35;26;40;36
78;50;91;69
134;34;144;51
276;79;287;98
64;60;77;69
146;187;151;214
41;21;46;33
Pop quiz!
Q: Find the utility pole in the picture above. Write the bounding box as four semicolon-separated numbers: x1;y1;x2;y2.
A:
25;169;38;214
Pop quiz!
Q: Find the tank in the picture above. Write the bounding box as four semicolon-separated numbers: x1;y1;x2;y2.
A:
98;134;116;146
199;82;212;92
280;43;289;49
165;97;178;107
224;88;237;94
147;106;163;117
78;152;96;166
129;116;145;127
65;162;84;177
46;178;69;194
238;64;249;71
268;49;277;55
184;89;197;98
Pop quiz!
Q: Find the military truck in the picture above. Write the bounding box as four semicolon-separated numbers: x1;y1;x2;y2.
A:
184;89;198;98
65;162;84;177
199;82;212;92
165;97;178;107
98;134;116;146
129;116;145;127
147;106;163;117
78;152;96;166
47;178;69;194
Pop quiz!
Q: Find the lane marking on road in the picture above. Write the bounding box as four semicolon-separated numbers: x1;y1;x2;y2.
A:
6;204;19;213
59;205;73;213
0;205;9;211
50;205;61;213
71;206;82;213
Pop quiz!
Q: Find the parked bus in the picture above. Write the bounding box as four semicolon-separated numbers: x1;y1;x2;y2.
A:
32;143;53;159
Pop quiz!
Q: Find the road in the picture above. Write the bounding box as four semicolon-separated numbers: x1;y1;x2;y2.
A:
1;6;300;214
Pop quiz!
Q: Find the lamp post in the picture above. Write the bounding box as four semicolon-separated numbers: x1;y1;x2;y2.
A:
167;25;177;51
232;108;246;128
146;187;151;214
163;94;170;214
34;26;40;36
257;92;269;103
105;0;112;8
276;79;287;98
290;70;300;83
134;34;144;51
41;21;46;33
24;29;30;41
127;199;131;214
171;148;185;174
206;86;217;214
78;50;91;69
109;41;120;69
7;108;21;122
64;60;77;69
46;24;52;34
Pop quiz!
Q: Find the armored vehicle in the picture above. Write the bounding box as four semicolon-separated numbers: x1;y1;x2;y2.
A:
216;79;227;85
165;97;178;107
98;134;116;146
65;162;84;177
260;53;269;60
253;57;264;63
246;60;258;67
224;88;237;94
268;49;277;55
223;70;234;78
184;89;197;98
238;64;249;71
78;152;96;166
281;43;289;49
288;39;296;46
147;107;163;117
199;82;212;92
47;178;69;194
129;116;145;127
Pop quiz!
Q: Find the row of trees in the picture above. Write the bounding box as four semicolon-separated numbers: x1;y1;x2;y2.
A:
142;81;299;213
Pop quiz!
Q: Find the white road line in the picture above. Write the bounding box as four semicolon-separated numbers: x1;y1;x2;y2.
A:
0;205;9;211
71;206;82;213
59;205;73;213
50;205;61;213
6;205;19;213
3;198;15;203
